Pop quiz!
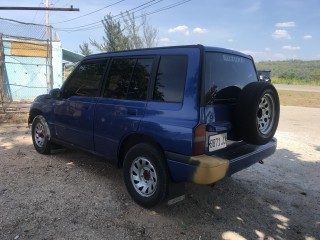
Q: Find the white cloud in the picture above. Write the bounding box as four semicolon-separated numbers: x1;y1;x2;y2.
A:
283;45;301;50
158;38;174;46
241;50;286;62
159;38;170;43
227;39;234;42
272;30;291;39
265;48;271;51
303;35;312;40
193;27;208;34
168;25;189;33
275;22;296;28
242;2;261;14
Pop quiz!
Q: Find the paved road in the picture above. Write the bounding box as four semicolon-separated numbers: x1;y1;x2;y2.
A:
274;84;320;92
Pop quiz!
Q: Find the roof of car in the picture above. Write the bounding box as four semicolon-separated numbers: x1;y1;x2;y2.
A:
83;44;252;61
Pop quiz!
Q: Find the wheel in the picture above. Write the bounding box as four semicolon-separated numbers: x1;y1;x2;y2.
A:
123;143;169;208
31;115;51;154
235;82;280;145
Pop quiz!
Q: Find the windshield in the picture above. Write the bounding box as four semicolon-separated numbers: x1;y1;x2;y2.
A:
204;52;258;104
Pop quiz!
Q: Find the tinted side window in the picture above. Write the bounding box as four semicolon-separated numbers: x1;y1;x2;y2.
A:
63;60;107;98
153;55;188;102
128;58;153;100
104;58;152;100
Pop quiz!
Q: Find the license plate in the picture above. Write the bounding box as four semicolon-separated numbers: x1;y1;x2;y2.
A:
208;133;227;152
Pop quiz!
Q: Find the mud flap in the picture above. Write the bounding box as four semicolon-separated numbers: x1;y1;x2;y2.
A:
167;181;185;206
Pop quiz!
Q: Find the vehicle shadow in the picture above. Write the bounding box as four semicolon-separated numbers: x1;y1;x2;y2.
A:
153;148;320;240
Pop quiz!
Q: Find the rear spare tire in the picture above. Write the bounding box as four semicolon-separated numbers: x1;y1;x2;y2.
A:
235;82;280;145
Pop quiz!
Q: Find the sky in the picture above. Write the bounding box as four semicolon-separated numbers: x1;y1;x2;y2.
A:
0;0;320;62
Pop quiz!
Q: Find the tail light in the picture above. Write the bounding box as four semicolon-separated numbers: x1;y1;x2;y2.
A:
193;124;206;155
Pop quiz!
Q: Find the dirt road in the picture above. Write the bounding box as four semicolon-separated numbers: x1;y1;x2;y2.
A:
0;106;319;240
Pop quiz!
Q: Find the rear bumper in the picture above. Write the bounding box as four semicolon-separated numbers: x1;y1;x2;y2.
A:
166;138;277;184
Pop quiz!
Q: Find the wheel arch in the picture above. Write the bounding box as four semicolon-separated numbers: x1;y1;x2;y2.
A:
28;108;43;125
118;133;165;168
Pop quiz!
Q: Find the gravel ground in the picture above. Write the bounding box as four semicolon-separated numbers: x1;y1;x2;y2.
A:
0;106;319;240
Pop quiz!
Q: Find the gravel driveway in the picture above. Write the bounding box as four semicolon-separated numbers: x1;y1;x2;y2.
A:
0;106;319;240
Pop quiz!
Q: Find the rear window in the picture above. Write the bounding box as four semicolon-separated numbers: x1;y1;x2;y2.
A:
205;52;258;104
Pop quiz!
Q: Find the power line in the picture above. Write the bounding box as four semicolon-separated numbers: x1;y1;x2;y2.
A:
31;0;44;24
51;0;61;5
55;0;191;32
0;6;79;11
52;0;125;24
111;0;161;20
136;0;191;19
62;0;73;7
54;0;163;31
0;17;50;27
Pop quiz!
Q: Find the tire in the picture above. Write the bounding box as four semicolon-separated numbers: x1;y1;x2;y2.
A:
31;115;52;154
123;143;169;208
235;82;280;145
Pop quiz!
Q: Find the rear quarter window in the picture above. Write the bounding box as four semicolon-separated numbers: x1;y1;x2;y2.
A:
153;55;188;103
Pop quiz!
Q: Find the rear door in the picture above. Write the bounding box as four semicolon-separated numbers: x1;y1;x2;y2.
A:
94;57;154;160
53;59;108;150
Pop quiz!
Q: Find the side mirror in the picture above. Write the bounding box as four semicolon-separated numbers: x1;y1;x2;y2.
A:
49;88;62;98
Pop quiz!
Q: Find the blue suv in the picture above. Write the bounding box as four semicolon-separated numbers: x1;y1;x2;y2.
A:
28;45;280;207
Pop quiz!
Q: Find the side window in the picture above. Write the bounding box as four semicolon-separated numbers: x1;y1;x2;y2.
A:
63;60;107;98
153;55;188;102
128;58;152;100
104;58;153;100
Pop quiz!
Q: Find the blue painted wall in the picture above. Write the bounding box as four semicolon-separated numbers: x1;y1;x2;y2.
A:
2;39;62;100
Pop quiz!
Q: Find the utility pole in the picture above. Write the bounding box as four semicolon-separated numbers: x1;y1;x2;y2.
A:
46;0;52;91
46;0;49;39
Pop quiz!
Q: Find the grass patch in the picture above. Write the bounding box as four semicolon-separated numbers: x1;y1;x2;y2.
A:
278;90;320;108
0;113;28;124
272;77;320;86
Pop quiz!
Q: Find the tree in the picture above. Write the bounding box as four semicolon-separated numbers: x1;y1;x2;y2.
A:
87;12;158;53
79;42;92;56
90;14;130;52
121;11;143;49
141;15;158;48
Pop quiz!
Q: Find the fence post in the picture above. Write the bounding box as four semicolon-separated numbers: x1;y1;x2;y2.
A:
49;26;53;91
0;33;5;112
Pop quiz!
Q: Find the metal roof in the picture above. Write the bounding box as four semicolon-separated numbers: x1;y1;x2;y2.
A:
62;49;83;63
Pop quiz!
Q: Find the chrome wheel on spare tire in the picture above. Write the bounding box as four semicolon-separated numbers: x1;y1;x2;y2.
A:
123;143;168;208
235;82;280;145
257;93;275;135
